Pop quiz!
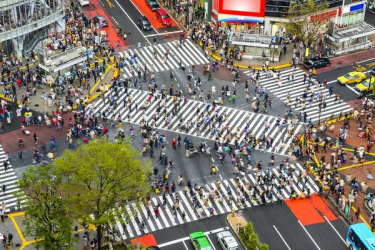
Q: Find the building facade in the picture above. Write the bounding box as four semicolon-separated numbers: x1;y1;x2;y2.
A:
210;0;367;36
0;0;66;57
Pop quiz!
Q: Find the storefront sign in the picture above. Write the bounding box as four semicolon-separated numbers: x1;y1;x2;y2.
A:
218;0;266;17
310;9;337;22
218;14;264;22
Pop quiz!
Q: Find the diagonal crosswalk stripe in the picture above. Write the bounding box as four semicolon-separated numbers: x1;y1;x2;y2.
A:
255;67;353;122
91;89;301;155
118;39;209;80
111;170;317;239
0;146;25;212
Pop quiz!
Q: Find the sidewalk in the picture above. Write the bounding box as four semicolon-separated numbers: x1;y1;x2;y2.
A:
227;214;247;235
3;211;98;250
307;115;375;227
0;59;114;115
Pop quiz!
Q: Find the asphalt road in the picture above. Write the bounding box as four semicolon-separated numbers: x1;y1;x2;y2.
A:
153;213;229;250
246;203;348;250
100;0;152;45
149;201;349;250
103;0;181;46
316;57;375;102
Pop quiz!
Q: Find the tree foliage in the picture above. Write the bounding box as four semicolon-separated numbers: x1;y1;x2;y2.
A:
285;0;329;49
240;222;269;250
53;138;151;249
15;164;75;250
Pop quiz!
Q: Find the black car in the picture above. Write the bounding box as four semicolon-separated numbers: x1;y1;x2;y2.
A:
147;247;161;250
371;67;375;76
93;15;108;27
138;16;152;31
146;0;160;11
303;57;331;69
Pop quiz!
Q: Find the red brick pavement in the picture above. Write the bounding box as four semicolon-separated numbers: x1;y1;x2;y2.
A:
0;113;74;154
312;117;375;223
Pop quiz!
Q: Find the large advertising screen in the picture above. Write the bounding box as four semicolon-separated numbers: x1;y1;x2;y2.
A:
218;0;266;17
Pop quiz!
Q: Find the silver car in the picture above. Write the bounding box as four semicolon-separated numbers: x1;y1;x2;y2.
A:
217;231;241;250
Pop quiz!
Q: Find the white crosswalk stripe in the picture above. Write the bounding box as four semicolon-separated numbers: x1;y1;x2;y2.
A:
91;88;302;155
0;146;26;212
256;67;353;122
113;168;319;239
118;39;209;80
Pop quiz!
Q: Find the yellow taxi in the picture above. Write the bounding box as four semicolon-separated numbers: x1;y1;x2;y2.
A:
354;77;375;93
337;72;366;85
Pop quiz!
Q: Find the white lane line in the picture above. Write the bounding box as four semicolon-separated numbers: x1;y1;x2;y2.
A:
298;220;321;250
273;225;292;250
219;174;223;180
112;17;119;25
145;31;184;37
346;84;360;95
206;236;217;250
158;236;190;248
182;241;189;250
323;216;348;246
112;0;152;41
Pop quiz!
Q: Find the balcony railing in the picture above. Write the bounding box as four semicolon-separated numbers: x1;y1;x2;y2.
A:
0;8;65;42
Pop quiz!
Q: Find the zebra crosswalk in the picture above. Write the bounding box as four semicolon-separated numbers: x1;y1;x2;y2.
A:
0;146;24;212
90;88;303;155
110;163;319;240
250;67;353;122
118;39;209;80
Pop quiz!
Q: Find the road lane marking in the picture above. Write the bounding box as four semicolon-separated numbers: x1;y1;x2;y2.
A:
206;235;217;250
323;216;348;247
106;0;115;7
273;225;292;250
112;0;150;43
346;84;360;95
157;227;228;248
298;220;321;250
145;31;184;37
112;17;119;25
182;241;189;250
158;236;189;248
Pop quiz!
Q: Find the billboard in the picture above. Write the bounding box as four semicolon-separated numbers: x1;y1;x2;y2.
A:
218;0;266;17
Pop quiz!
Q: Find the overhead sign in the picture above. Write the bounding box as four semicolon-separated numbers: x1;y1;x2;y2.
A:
218;0;266;18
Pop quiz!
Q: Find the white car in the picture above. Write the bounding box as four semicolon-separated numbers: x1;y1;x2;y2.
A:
217;231;241;250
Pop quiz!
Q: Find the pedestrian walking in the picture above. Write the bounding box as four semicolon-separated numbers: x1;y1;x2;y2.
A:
355;207;361;222
2;185;6;194
33;133;38;144
0;209;4;222
18;149;22;162
210;165;217;175
3;161;8;172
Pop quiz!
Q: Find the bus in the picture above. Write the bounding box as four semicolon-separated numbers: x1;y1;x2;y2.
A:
347;223;375;250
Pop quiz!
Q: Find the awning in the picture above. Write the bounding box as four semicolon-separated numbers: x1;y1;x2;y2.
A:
327;22;375;43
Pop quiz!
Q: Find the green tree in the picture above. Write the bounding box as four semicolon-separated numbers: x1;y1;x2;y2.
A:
240;222;269;250
15;164;75;250
53;138;151;250
285;0;329;57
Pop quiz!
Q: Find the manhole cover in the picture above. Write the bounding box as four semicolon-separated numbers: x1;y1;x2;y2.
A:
34;104;39;107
